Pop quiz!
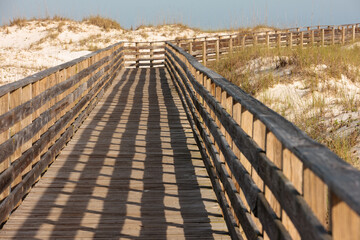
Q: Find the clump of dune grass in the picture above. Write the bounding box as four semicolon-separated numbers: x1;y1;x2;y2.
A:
9;17;28;27
209;43;360;95
82;15;122;31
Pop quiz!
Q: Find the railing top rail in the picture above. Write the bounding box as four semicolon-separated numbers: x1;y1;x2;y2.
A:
165;41;360;215
0;42;124;98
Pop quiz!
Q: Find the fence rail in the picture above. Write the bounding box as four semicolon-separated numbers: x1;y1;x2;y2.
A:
165;41;360;240
0;42;124;224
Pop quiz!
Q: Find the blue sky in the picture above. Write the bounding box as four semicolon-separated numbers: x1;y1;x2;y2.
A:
0;0;359;29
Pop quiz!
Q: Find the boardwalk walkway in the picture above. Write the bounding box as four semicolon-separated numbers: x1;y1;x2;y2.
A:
0;68;230;239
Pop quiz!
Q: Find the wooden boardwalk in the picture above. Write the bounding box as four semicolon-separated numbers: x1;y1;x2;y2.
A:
0;68;230;239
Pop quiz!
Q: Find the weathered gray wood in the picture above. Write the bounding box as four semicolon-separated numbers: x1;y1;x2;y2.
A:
0;56;123;168
166;42;360;218
167;60;255;240
166;53;292;240
165;45;332;240
167;64;243;240
0;51;123;135
1;68;229;239
0;55;123;224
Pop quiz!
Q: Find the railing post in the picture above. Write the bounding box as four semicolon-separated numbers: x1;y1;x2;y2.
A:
288;32;292;48
229;36;233;53
342;26;346;44
352;24;356;41
332;27;335;45
277;32;281;48
135;42;139;68
300;31;304;48
242;35;246;49
253;34;258;47
311;30;314;46
150;42;153;68
321;28;325;46
0;92;9;207
216;36;220;61
203;37;207;66
266;32;270;49
189;41;193;56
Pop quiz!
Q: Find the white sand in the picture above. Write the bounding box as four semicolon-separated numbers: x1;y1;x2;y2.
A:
0;20;231;84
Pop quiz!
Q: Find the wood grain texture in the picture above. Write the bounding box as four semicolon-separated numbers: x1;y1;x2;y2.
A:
166;44;332;239
166;42;360;223
166;53;292;240
0;68;230;239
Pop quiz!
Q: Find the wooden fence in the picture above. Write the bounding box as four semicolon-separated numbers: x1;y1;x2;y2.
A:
0;42;124;224
176;23;360;66
165;41;360;240
124;23;360;68
124;41;166;68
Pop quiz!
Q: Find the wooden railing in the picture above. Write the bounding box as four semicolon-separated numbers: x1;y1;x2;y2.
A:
124;41;166;68
0;42;124;224
165;42;360;240
123;23;360;68
175;23;360;66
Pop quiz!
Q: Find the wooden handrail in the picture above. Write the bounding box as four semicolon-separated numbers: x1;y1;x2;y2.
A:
0;42;125;224
165;41;360;240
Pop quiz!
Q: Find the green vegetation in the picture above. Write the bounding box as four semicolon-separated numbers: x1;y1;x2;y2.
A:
209;43;360;166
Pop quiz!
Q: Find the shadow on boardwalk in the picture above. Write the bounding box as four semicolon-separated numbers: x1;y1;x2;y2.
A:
4;68;229;239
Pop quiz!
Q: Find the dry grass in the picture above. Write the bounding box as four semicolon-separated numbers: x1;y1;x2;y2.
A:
209;43;360;166
9;17;28;27
210;43;360;95
82;15;122;31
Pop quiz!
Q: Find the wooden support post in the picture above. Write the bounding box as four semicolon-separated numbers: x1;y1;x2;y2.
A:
342;26;346;44
150;42;153;68
253;34;258;47
352;24;356;42
0;93;9;204
135;42;139;68
266;32;270;49
304;168;328;229
282;149;302;239
202;38;207;66
332;27;335;45
242;35;246;49
311;30;314;46
331;192;360;240
216;37;220;61
288;32;293;48
300;32;304;48
321;28;325;46
229;36;233;54
277;33;281;48
189;41;193;56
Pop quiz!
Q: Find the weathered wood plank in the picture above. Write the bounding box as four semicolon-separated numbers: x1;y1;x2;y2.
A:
166;54;291;240
1;68;230;239
166;42;360;220
165;45;331;239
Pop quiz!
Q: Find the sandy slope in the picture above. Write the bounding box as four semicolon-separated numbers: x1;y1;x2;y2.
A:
0;20;230;85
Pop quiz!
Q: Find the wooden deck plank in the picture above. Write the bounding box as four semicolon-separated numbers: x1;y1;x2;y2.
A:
0;68;229;239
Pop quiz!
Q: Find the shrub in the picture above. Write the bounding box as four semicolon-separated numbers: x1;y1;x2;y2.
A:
82;15;122;31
